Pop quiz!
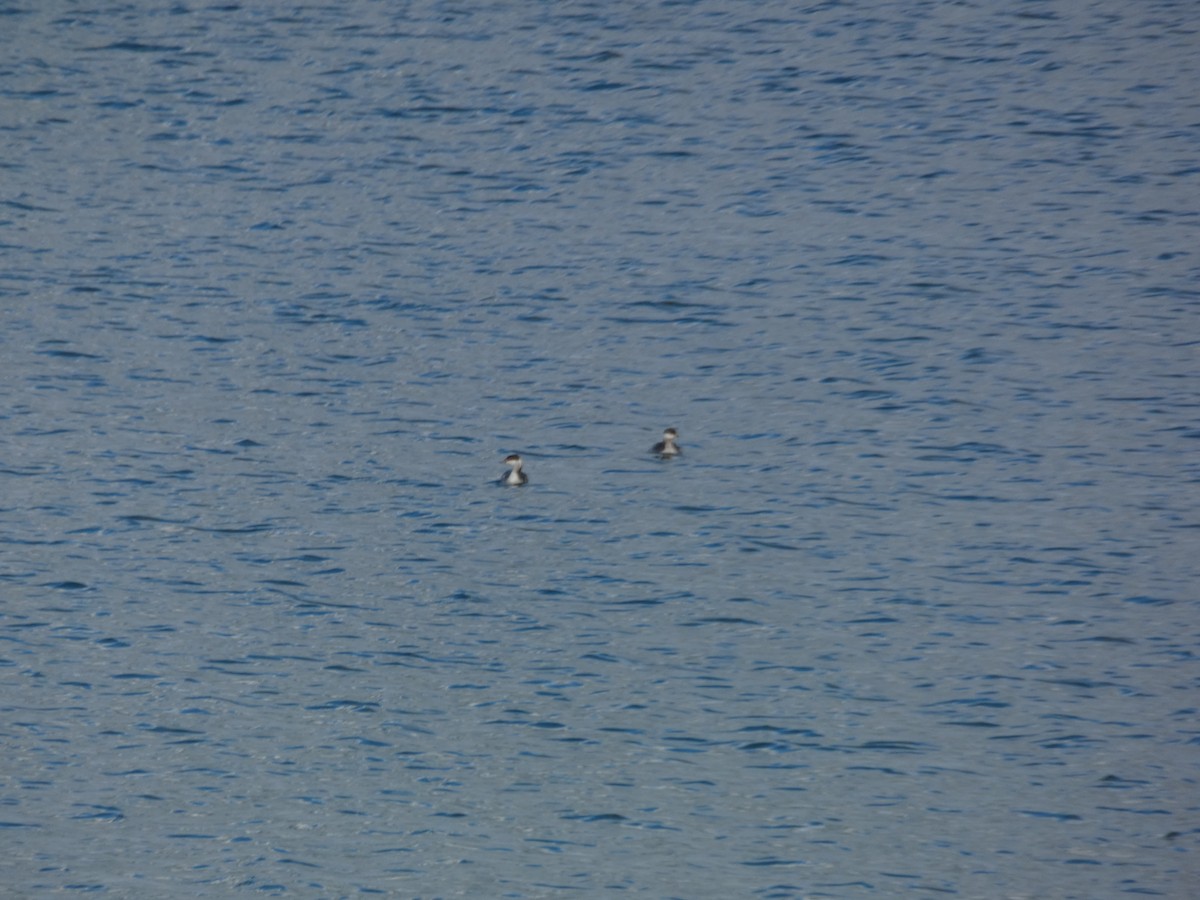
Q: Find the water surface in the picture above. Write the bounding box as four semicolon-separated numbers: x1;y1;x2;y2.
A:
2;1;1198;897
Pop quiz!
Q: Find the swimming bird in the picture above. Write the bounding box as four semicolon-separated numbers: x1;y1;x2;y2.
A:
500;453;528;485
652;427;681;457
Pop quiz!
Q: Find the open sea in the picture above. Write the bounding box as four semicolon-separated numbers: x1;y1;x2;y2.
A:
2;1;1198;897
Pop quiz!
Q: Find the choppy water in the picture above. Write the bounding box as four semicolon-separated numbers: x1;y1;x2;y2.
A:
2;1;1198;897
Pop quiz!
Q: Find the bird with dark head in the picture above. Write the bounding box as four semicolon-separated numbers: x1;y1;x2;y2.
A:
652;428;680;457
500;453;528;485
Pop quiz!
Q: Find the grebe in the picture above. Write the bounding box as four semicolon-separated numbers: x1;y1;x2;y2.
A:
500;453;528;485
652;427;680;457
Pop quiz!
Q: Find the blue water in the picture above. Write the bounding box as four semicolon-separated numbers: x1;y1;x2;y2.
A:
3;2;1198;897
